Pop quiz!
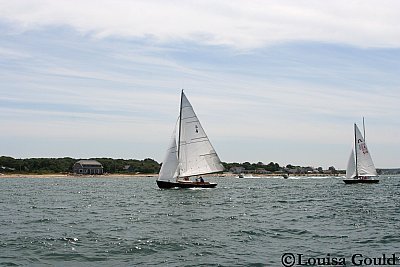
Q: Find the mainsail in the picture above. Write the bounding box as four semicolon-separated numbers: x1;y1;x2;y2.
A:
158;91;224;181
354;124;377;177
178;92;224;177
346;123;377;178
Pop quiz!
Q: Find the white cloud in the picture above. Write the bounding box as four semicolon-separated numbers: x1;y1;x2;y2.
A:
1;0;400;49
0;46;30;59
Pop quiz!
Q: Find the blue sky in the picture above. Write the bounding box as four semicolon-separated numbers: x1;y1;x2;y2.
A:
0;0;399;169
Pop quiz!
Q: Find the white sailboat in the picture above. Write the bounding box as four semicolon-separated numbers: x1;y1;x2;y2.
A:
156;90;224;189
343;120;379;184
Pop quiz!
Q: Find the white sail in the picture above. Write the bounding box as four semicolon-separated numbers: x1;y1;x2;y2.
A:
178;92;224;177
158;125;179;181
354;124;377;177
345;149;356;179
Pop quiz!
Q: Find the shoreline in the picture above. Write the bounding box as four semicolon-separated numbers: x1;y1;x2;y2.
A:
0;172;343;179
0;173;159;178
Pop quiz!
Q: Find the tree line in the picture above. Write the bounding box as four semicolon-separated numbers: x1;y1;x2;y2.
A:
0;156;344;175
223;161;282;172
0;156;160;174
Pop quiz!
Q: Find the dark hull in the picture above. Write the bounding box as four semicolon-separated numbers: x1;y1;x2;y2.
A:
343;179;379;184
156;180;217;189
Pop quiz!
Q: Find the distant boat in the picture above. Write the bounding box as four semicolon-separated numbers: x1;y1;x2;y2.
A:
237;173;254;178
343;120;379;184
156;90;224;189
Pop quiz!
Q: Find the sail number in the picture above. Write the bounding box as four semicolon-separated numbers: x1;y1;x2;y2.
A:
358;143;369;154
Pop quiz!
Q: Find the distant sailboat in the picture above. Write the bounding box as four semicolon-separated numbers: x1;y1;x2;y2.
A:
343;120;379;184
237;173;254;178
156;90;224;189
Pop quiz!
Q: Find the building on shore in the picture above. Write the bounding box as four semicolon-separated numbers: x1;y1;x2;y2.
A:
73;160;104;175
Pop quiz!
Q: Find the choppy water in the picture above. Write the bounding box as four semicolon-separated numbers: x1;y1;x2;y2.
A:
1;176;400;266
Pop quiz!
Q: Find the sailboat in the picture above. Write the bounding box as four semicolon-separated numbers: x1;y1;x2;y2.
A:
343;120;379;184
156;90;224;189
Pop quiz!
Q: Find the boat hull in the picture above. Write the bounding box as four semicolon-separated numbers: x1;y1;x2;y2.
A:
343;179;379;184
156;180;217;189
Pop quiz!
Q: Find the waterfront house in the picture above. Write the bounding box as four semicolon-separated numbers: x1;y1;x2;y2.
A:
73;160;104;175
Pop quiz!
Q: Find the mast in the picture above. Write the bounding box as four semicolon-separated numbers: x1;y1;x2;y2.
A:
354;123;359;179
176;89;184;178
362;117;366;141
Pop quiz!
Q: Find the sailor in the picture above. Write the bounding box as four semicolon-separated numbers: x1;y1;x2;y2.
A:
199;176;204;183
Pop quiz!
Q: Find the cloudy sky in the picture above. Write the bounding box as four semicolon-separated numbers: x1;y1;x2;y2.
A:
1;0;399;169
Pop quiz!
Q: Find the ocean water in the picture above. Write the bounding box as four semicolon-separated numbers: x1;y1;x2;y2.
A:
1;176;399;266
